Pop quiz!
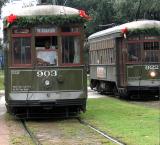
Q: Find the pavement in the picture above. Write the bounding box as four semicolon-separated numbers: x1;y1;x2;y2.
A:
88;87;106;98
0;95;9;145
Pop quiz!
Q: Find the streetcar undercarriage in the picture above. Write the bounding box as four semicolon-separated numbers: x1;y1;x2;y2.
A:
90;79;160;99
6;91;86;118
6;99;86;118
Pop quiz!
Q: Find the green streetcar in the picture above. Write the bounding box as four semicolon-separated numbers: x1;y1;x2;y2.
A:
89;20;160;99
3;4;88;117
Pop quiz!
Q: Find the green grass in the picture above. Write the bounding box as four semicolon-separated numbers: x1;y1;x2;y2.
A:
0;70;4;90
81;97;160;145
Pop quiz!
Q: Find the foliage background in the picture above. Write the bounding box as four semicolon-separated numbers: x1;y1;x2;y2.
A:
63;0;160;36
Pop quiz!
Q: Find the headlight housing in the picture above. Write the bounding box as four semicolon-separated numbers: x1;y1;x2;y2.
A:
149;71;156;78
44;80;50;86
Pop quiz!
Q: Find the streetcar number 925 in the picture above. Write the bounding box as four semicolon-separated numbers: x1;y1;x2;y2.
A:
145;65;159;70
37;70;57;77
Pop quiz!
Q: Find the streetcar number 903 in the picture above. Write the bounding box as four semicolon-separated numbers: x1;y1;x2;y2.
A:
145;65;159;70
37;70;57;77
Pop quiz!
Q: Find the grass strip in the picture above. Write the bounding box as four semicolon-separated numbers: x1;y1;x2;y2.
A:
0;70;4;90
81;97;160;145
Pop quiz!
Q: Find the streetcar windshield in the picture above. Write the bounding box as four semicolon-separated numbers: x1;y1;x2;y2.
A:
127;39;160;63
128;43;141;62
62;36;80;64
144;42;159;62
37;51;57;66
35;36;57;49
12;38;31;65
35;36;58;66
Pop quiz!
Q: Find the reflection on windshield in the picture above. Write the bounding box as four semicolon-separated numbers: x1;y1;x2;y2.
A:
13;37;31;65
144;42;159;62
128;43;140;62
37;51;57;66
62;36;80;64
128;41;160;63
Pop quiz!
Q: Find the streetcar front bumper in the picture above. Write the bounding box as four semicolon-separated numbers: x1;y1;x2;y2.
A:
127;86;159;96
7;91;87;107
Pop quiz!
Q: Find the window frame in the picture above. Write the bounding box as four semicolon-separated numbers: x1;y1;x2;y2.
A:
126;38;160;64
34;26;60;67
60;32;82;66
11;34;32;68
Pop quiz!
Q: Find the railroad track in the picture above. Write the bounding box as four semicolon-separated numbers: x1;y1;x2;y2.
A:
21;119;42;145
77;117;125;145
20;117;125;145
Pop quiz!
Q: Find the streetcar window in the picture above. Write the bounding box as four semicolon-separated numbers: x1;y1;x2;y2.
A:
144;42;159;62
62;36;80;64
144;42;159;50
35;36;58;66
12;38;31;65
61;27;79;32
36;51;57;66
35;36;57;49
128;43;140;62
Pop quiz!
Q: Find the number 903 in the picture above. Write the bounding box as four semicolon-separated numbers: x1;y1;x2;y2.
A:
37;70;57;77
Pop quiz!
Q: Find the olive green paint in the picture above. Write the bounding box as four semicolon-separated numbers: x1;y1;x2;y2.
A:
127;65;160;81
10;68;84;92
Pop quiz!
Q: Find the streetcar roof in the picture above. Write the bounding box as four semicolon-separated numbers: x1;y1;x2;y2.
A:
8;5;79;16
88;20;160;40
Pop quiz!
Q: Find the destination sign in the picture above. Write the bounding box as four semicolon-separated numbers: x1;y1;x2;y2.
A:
13;28;30;34
35;27;57;33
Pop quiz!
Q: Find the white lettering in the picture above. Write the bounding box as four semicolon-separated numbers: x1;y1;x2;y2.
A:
36;70;57;77
145;65;159;70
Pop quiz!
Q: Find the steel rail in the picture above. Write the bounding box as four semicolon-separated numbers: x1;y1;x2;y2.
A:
77;118;126;145
21;120;42;145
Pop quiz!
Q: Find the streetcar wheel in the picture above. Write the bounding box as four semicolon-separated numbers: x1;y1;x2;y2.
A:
118;89;130;100
120;93;130;100
113;86;119;98
96;82;104;94
90;80;97;90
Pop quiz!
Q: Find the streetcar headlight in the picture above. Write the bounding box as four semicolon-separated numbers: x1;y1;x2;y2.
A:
150;71;156;78
44;80;50;86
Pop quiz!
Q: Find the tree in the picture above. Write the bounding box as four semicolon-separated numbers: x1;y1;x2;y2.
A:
113;0;160;23
65;0;116;35
139;0;160;20
0;0;7;14
57;0;64;5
